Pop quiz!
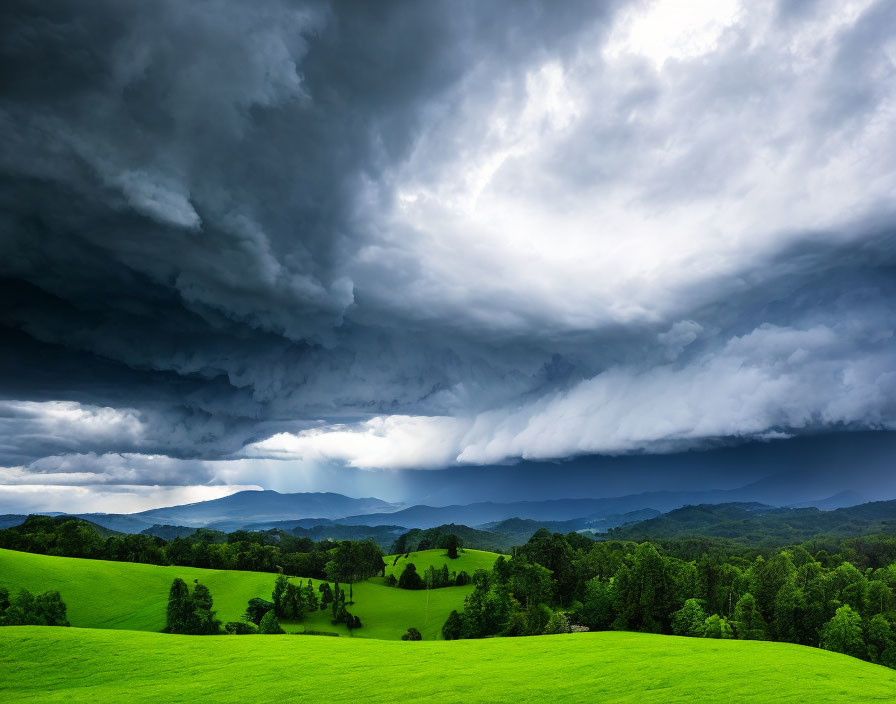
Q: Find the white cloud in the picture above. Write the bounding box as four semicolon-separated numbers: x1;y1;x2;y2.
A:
0;483;258;515
243;321;896;469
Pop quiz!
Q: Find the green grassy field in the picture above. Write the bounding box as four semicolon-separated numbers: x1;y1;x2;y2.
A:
2;626;894;703
0;548;495;640
381;547;499;580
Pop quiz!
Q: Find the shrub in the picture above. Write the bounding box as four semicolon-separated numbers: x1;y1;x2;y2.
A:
224;620;258;635
258;610;285;634
402;627;423;641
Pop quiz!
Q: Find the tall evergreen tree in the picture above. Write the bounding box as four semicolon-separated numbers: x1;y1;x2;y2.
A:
165;578;192;634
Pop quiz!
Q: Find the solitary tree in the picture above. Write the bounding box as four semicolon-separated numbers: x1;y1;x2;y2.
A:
445;534;460;559
401;627;423;641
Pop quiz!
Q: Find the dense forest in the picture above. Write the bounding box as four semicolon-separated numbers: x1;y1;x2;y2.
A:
442;528;896;669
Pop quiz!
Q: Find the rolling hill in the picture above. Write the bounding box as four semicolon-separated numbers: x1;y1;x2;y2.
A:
0;547;498;640
1;627;894;703
610;500;896;544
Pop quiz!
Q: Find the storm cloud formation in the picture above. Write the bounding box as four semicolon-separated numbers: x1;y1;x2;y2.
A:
2;0;896;510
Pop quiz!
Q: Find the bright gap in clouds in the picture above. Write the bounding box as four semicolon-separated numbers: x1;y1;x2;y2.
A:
604;0;742;67
0;484;260;515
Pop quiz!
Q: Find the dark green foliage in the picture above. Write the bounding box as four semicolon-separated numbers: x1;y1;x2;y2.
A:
245;597;275;626
435;531;896;672
164;578;192;634
224;620;258;634
455;570;471;586
282;581;304;620
611;500;896;550
272;573;289;617
258;610;285;634
442;610;463;640
304;579;319;612
398;563;424;590
318;582;333;609
401;627;422;641
164;579;220;634
384;574;397;587
579;578;612;630
445;534;460;559
325;540;385;603
0;588;69;627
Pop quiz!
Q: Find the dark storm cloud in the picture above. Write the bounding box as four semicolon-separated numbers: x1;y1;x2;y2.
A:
1;0;896;498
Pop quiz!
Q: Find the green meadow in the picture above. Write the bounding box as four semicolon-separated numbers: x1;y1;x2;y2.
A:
0;547;498;640
2;626;895;703
382;547;499;580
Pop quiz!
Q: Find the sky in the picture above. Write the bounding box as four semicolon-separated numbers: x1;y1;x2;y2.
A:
1;0;896;513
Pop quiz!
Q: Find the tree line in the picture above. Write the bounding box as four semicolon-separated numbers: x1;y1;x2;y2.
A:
0;587;69;627
0;515;375;579
440;529;896;669
386;562;471;589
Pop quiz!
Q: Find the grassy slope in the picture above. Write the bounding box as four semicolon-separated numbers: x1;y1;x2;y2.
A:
2;627;895;704
382;547;499;579
0;548;499;640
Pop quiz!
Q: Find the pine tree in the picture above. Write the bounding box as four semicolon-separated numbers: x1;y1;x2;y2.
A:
272;573;289;618
165;578;192;634
305;579;319;612
191;583;220;635
442;610;463;640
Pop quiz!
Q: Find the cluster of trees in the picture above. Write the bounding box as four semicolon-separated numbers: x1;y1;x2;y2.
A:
164;578;220;635
440;529;896;668
272;574;320;619
0;587;68;627
387;562;470;589
229;569;364;635
323;540;385;603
